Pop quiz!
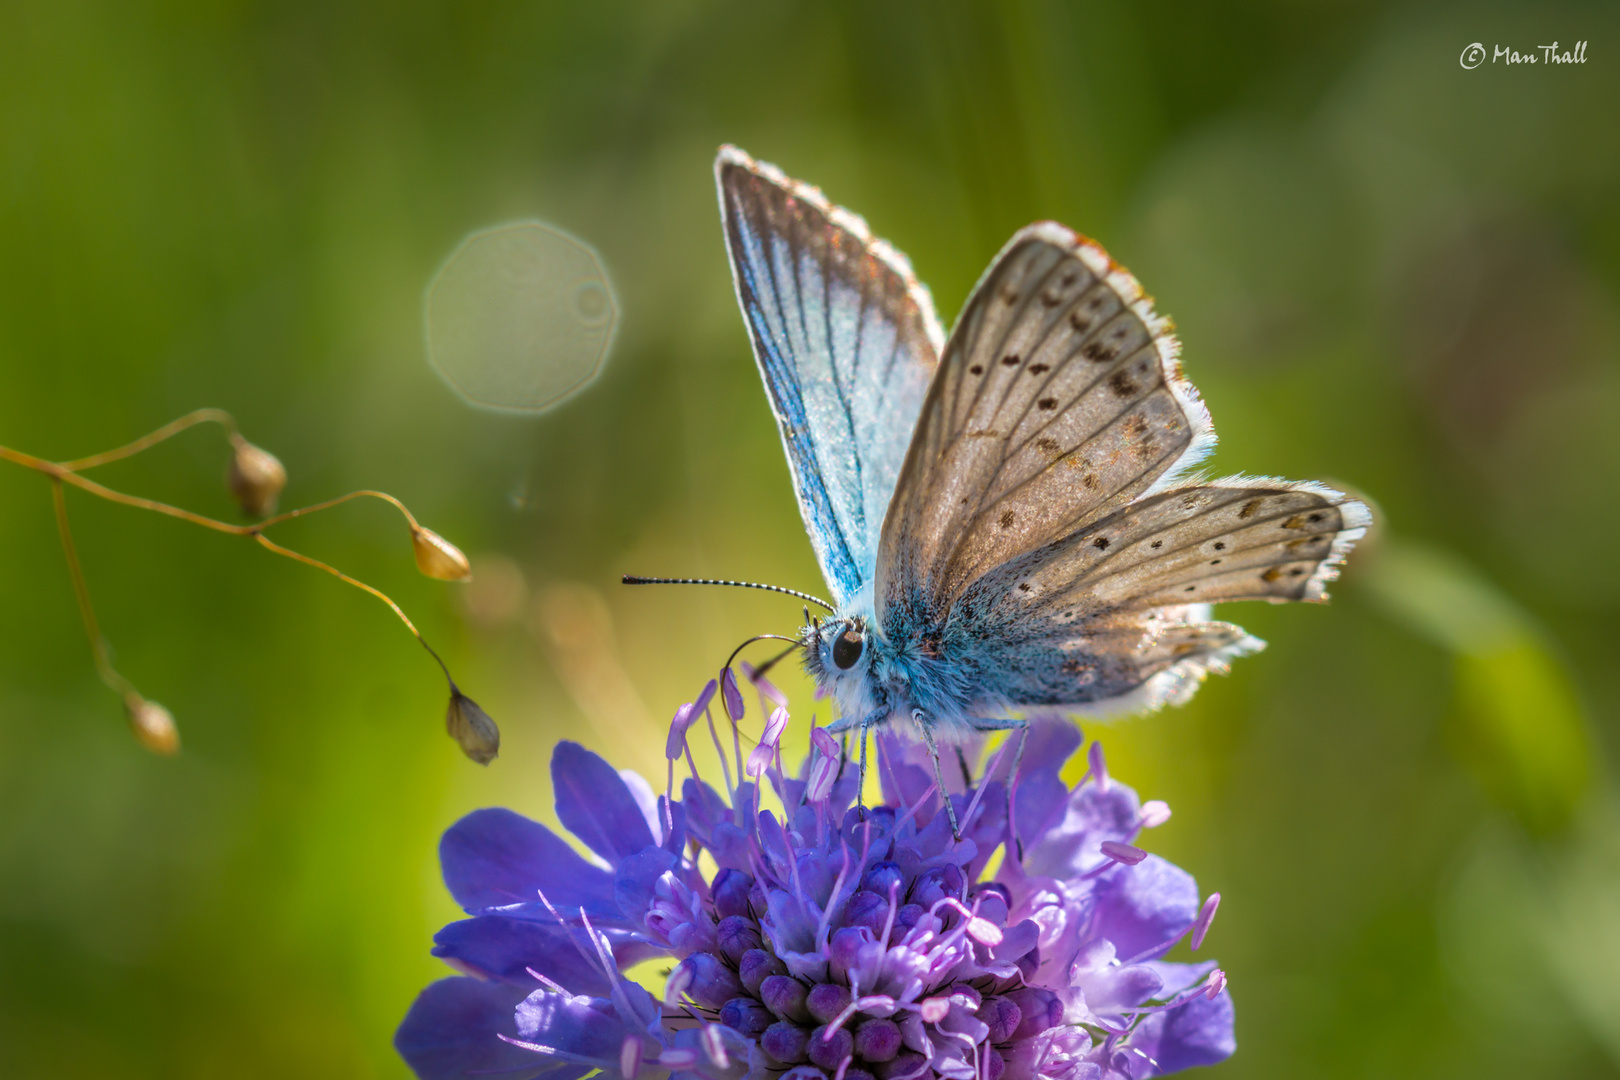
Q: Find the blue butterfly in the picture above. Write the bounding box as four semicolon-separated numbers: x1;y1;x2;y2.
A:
636;146;1369;831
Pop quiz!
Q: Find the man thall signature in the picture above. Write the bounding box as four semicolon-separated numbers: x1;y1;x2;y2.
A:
1461;40;1589;69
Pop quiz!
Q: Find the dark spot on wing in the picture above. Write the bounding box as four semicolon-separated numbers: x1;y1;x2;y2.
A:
1038;397;1058;410
1109;371;1138;398
1083;340;1116;362
1002;354;1021;367
1082;473;1099;489
1210;559;1222;565
1018;582;1031;592
1068;291;1110;334
1214;541;1226;550
1036;436;1061;453
1261;568;1282;583
1029;363;1050;374
1000;509;1015;528
969;364;983;375
1093;537;1110;550
1151;540;1163;549
1184;585;1196;592
1239;498;1264;519
1282;515;1308;529
1122;414;1148;437
1308;511;1326;523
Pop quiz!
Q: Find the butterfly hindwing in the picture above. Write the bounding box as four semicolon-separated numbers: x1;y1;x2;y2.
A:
961;481;1371;620
716;147;943;606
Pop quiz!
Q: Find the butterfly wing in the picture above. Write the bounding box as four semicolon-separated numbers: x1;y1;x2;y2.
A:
717;146;943;606
876;223;1368;712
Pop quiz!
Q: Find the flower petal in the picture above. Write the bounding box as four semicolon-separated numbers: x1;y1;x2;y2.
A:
553;741;656;865
515;989;632;1063
614;846;680;926
394;976;558;1080
1092;854;1200;962
1020;774;1142;879
986;720;1081;787
681;777;731;847
440;808;617;917
876;728;937;810
431;917;615;996
1126;982;1236;1073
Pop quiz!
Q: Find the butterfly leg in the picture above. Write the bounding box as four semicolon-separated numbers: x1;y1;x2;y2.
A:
913;710;962;841
856;716;870;821
967;717;1030;862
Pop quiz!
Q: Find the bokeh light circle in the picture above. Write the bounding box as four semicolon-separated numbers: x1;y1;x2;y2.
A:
426;221;618;413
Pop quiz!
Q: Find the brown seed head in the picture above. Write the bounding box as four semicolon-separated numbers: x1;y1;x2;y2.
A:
227;438;287;517
123;693;180;755
446;688;500;764
413;525;473;581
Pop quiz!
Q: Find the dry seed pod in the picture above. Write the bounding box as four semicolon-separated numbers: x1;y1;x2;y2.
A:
413;525;473;581
446;688;499;764
227;438;287;517
124;693;180;755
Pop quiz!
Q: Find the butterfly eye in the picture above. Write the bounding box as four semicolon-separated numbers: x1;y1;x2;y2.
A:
832;628;864;670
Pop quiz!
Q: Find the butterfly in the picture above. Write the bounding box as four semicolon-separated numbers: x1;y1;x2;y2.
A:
634;146;1369;831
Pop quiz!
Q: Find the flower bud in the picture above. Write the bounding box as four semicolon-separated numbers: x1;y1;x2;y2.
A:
807;1024;853;1070
412;525;473;581
760;975;811;1021
716;915;762;962
719;997;773;1037
446;688;499;764
124;693;179;755
226;438;287;518
854;1019;901;1063
806;981;852;1024
711;868;755;919
675;952;741;1009
761;1021;809;1065
738;948;786;996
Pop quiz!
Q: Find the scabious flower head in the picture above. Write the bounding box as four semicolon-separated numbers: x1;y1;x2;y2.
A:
397;684;1235;1080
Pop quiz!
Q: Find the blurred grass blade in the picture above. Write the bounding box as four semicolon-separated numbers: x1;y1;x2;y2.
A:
1362;541;1591;833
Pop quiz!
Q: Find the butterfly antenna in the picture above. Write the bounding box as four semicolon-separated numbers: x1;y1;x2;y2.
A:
622;575;835;613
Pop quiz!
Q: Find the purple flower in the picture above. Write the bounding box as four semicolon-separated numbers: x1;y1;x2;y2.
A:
397;689;1234;1080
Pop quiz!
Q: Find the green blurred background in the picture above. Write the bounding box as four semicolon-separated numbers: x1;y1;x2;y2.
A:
3;1;1619;1077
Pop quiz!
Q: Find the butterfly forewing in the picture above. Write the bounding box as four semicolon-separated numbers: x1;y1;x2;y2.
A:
717;147;942;606
877;224;1213;621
